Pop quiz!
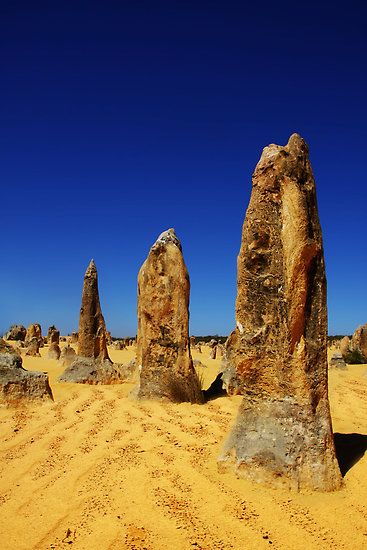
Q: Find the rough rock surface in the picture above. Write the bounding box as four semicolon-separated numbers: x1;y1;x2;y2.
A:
6;325;27;341
0;339;53;404
351;324;367;359
25;323;43;347
339;336;350;358
59;358;136;385
219;134;342;491
329;352;347;369
25;337;41;357
47;326;60;344
77;260;110;362
59;345;76;366
47;343;61;360
70;332;79;343
137;229;203;403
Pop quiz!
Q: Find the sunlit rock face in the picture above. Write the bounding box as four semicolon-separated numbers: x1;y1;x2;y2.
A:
0;339;53;404
78;260;110;362
137;229;203;404
220;134;342;491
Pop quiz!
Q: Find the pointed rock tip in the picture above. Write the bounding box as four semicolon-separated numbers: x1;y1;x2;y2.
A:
154;228;182;250
286;133;308;154
85;259;97;277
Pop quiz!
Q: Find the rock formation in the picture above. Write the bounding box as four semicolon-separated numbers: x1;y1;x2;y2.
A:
137;229;203;403
47;343;61;360
59;357;136;385
59;345;76;366
6;325;27;341
77;260;110;362
351;324;367;360
219;134;342;491
339;336;350;358
47;326;60;344
25;337;41;357
210;346;217;360
25;323;43;346
329;352;347;369
0;339;53;404
70;332;79;343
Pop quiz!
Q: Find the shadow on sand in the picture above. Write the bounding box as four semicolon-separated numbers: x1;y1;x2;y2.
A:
334;433;367;476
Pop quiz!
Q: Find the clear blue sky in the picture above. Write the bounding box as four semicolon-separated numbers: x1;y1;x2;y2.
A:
1;1;366;337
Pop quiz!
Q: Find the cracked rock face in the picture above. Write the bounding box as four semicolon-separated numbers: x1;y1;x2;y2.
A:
220;134;342;491
137;229;203;403
77;260;110;362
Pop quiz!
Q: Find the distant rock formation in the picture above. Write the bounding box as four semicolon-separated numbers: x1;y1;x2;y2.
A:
77;260;110;362
6;325;27;341
25;323;43;347
351;324;367;360
0;339;53;404
25;337;41;357
59;357;136;385
339;336;350;358
60;345;76;367
70;332;79;343
219;134;342;491
210;346;217;359
137;229;203;403
47;326;60;344
329;352;347;369
47;342;61;360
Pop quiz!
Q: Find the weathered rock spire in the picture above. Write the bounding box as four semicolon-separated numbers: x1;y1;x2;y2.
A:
78;259;110;362
220;134;342;491
137;229;203;403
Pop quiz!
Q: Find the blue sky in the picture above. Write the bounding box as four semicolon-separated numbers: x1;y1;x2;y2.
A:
1;1;366;337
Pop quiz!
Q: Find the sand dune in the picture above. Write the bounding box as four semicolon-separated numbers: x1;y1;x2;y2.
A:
0;344;366;549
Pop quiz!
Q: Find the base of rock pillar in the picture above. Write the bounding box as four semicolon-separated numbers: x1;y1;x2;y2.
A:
218;395;342;492
137;370;204;404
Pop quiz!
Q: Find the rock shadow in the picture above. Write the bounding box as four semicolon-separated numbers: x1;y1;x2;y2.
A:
334;433;367;476
203;373;227;402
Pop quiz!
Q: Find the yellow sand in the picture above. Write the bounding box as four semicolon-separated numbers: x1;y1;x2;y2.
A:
0;343;366;549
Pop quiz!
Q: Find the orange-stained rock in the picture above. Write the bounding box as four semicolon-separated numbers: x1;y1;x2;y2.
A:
219;134;342;491
77;260;110;362
339;336;350;358
25;323;43;347
351;324;367;360
137;229;203;403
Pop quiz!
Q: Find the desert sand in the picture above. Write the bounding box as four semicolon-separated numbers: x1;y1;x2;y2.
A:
0;343;366;549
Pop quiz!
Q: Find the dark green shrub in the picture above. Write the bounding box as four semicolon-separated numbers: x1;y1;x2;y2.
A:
343;349;367;364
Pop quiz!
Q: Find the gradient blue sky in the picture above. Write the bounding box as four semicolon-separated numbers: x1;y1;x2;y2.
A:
1;1;366;337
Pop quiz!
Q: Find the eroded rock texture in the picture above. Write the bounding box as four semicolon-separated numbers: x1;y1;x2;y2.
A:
137;229;203;403
47;343;61;360
47;326;60;344
78;260;110;362
25;323;43;347
0;339;53;404
6;325;27;341
220;134;342;491
351;324;367;360
59;358;136;385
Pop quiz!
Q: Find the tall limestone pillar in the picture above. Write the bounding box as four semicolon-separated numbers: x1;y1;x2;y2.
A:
220;134;342;491
137;229;203;403
78;260;110;362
